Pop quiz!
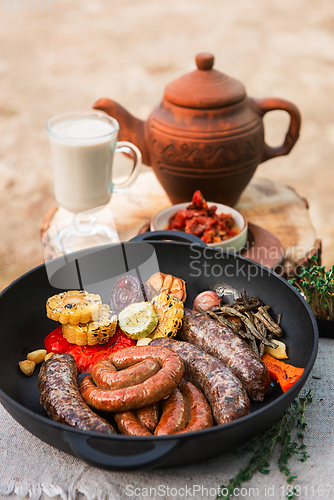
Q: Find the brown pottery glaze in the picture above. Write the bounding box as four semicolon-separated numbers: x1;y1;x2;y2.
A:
94;53;301;205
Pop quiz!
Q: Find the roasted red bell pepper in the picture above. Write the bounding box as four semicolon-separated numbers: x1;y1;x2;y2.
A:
44;325;135;373
262;353;305;393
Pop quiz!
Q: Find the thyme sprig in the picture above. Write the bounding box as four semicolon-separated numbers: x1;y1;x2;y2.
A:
216;390;313;500
290;256;334;320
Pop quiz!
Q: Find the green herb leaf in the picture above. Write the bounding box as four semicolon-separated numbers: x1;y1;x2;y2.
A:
216;390;313;500
291;260;334;320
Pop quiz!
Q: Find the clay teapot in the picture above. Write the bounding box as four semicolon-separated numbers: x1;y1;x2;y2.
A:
93;52;301;206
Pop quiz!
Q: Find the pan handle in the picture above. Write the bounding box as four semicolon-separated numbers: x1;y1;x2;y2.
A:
130;230;206;246
64;431;180;470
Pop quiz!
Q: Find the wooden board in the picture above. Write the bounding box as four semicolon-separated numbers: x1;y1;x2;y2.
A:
235;177;321;276
40;172;320;277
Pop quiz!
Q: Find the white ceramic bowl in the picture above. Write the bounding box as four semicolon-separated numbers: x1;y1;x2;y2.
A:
151;202;248;252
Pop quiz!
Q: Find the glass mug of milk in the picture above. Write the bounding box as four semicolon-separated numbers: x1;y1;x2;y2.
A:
47;110;142;253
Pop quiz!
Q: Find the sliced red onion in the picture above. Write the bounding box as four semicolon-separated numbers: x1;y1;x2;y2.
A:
108;275;147;314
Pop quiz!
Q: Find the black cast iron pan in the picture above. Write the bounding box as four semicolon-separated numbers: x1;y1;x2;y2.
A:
0;231;318;471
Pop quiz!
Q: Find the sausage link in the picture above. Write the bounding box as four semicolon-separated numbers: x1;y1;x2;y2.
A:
114;405;159;436
80;345;184;412
91;358;161;389
179;309;270;401
177;379;213;434
114;411;152;436
114;381;212;436
136;404;159;432
151;338;250;425
38;353;115;434
154;388;188;436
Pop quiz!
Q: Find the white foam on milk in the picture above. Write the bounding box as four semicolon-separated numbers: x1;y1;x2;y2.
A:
52;118;117;144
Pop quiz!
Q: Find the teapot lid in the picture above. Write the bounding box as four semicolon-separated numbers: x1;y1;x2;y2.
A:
164;53;246;109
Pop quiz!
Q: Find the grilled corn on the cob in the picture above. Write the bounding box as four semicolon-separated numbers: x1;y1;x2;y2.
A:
46;290;102;325
151;292;184;339
62;305;117;346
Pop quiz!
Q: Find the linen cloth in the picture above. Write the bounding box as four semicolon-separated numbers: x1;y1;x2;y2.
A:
0;338;333;500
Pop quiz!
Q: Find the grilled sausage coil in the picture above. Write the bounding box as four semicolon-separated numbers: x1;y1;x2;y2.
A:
90;358;160;390
38;353;115;434
114;379;213;436
151;338;250;425
179;309;271;401
80;345;185;412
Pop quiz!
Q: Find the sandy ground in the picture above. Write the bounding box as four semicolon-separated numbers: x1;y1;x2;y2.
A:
1;0;334;291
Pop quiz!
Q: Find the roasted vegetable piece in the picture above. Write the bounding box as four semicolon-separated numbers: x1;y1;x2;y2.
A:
46;290;102;325
262;353;305;393
151;292;184;338
62;305;117;346
193;291;220;311
118;302;158;339
136;336;153;346
264;339;288;359
44;325;135;373
44;327;71;353
203;287;284;357
109;275;147;314
19;360;36;376
27;349;47;364
147;272;187;302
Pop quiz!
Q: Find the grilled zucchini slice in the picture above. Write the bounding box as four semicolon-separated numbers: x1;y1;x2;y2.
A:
118;302;158;340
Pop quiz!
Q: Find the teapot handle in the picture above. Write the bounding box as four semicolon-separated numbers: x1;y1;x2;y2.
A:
251;97;301;163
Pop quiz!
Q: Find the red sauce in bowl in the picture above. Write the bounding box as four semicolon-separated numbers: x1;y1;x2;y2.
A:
167;190;240;244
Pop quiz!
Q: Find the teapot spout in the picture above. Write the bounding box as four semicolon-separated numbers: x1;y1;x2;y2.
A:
93;98;150;166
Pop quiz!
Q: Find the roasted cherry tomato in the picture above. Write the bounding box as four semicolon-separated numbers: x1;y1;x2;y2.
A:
44;325;135;373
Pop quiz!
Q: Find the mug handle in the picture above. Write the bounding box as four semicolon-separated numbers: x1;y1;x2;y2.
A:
251;97;301;163
112;141;142;193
